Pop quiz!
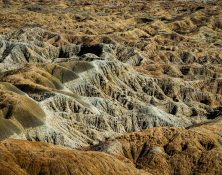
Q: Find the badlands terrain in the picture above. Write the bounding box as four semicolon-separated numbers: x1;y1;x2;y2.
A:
0;0;222;174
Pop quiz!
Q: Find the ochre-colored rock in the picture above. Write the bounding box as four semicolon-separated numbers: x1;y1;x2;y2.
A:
0;139;148;175
0;0;222;174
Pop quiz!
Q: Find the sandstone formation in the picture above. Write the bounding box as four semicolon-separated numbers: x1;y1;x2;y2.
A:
91;120;222;175
0;0;222;174
0;139;148;175
1;121;222;175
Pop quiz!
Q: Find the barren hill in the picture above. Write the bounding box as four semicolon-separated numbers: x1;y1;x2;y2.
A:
0;0;222;174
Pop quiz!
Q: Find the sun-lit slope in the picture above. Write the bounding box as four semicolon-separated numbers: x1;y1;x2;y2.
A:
1;121;222;175
90;120;222;175
0;0;222;175
1;25;222;147
0;59;190;147
0;139;149;175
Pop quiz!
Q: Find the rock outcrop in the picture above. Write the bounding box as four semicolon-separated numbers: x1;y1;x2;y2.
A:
0;0;222;174
91;121;222;175
1;25;222;147
0;139;149;175
1;121;222;175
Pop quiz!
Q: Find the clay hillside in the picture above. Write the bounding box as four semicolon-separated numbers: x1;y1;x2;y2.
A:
0;0;222;174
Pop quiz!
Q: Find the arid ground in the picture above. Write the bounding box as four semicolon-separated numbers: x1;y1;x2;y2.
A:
0;0;222;174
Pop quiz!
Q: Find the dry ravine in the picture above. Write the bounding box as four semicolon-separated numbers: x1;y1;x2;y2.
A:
0;0;222;174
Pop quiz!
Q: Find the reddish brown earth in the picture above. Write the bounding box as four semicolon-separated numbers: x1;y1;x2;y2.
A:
1;121;222;175
0;0;222;174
